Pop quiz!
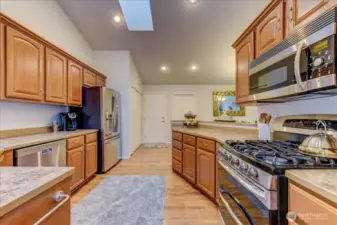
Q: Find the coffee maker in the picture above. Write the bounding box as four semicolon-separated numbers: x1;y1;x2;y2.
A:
59;112;78;131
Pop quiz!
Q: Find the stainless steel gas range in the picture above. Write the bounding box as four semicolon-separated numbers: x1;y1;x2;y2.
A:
217;115;337;225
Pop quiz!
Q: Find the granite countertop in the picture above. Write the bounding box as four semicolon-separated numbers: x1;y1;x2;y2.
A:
172;126;258;143
0;129;98;153
0;167;74;216
286;170;337;204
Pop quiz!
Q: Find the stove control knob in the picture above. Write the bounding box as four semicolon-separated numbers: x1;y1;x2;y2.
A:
232;158;239;166
249;168;258;178
240;163;248;172
228;154;232;161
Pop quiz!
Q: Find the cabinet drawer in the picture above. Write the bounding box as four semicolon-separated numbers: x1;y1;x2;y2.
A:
289;181;337;225
172;132;182;141
0;150;13;166
0;177;71;225
85;133;97;144
172;158;182;174
172;140;182;150
83;68;96;87
183;134;196;146
67;136;84;150
197;138;215;152
172;148;182;162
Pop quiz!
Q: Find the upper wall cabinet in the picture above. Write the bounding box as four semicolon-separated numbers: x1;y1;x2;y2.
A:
256;1;284;57
6;27;45;102
96;75;106;87
286;0;337;36
45;47;67;104
235;32;254;104
68;60;83;106
83;68;96;88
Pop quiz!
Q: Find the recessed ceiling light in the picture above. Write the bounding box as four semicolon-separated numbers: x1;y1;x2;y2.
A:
160;65;169;72
113;15;122;23
188;0;199;4
189;64;199;71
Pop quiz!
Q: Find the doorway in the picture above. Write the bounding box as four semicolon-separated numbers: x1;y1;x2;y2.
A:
142;92;168;144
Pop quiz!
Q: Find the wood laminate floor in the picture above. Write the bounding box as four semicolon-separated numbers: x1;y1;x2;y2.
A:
71;146;220;225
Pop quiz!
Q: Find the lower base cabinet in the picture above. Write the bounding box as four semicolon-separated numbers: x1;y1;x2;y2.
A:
67;146;85;191
183;144;196;184
85;142;98;178
0;177;71;225
196;148;215;198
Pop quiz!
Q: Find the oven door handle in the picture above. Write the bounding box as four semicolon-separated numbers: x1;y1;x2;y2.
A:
294;40;307;90
219;161;267;201
220;188;255;225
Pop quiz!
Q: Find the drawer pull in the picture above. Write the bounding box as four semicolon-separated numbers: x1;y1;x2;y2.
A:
33;191;69;225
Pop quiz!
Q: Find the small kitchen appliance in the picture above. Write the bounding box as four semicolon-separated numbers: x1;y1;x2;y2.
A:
58;112;78;131
218;115;337;225
249;7;337;102
70;87;121;173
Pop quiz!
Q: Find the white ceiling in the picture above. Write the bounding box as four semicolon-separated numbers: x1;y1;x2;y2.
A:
58;0;270;85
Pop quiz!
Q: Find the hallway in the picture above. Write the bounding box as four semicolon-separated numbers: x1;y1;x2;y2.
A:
71;146;220;225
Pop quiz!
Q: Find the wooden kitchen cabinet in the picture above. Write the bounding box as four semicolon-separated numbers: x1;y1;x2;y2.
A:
67;146;85;191
183;144;196;184
67;60;83;106
6;26;45;102
83;68;97;87
286;0;337;37
0;150;13;166
256;1;284;56
288;181;337;224
85;141;97;178
45;47;67;104
235;32;255;104
0;177;71;225
196;148;215;198
96;75;106;87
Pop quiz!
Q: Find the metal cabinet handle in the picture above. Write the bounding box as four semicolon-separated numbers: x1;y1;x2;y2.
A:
33;191;69;225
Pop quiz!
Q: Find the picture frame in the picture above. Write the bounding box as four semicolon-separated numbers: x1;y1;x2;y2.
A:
212;91;246;117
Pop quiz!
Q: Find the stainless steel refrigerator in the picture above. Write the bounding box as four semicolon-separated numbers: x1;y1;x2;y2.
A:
71;87;121;173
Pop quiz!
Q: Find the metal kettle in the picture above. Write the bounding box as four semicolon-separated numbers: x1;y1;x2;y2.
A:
299;120;337;158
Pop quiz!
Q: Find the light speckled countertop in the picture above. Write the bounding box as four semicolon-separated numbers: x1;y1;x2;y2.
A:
0;167;74;216
172;126;258;143
0;129;98;153
286;170;337;204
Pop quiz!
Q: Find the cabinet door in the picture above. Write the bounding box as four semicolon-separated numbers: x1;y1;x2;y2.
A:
83;68;96;87
235;32;254;104
67;146;85;191
256;1;283;56
45;48;67;104
85;142;97;178
67;60;82;106
6;27;44;101
96;75;106;87
196;149;215;198
183;144;196;184
286;0;337;37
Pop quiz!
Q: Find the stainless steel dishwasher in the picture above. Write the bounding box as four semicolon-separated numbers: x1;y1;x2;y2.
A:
15;140;66;167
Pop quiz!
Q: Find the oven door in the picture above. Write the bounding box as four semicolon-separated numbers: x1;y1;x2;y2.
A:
218;161;278;225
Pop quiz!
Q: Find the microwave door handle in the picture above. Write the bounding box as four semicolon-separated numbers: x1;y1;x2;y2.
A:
294;40;307;90
220;189;255;225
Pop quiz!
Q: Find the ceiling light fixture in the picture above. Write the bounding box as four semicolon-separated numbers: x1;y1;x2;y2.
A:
160;65;169;72
188;0;199;4
113;15;122;23
190;64;199;71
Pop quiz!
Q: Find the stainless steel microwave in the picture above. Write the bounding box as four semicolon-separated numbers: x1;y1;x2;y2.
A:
249;7;337;103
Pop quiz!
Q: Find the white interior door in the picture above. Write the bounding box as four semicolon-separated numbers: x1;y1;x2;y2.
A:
142;93;167;144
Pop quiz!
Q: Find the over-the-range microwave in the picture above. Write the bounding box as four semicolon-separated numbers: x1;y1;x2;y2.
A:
249;7;337;103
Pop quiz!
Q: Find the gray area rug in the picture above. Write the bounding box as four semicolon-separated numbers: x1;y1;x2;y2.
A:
72;175;167;225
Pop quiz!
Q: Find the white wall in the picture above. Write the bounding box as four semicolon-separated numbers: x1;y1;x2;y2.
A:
0;0;93;131
130;58;143;154
143;85;259;143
